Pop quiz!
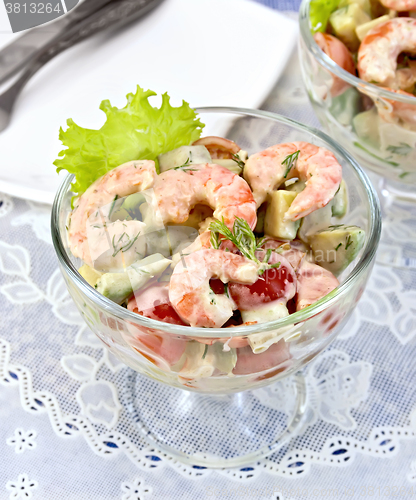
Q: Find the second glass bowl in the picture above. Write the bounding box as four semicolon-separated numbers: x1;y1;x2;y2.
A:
298;0;416;196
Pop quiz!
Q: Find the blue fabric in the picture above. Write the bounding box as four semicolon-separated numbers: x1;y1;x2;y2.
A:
253;0;301;12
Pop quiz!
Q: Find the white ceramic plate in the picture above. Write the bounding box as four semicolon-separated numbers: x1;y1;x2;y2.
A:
0;0;297;203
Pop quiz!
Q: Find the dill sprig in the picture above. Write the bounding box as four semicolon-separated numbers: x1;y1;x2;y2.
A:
173;157;197;171
108;195;119;218
208;217;280;274
386;143;412;156
210;231;220;250
111;231;141;257
282;150;300;178
174;157;190;169
345;235;353;250
232;153;245;169
209;217;259;263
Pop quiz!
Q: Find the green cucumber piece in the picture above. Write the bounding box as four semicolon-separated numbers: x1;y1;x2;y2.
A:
332;180;348;218
352;108;381;148
158;145;211;172
309;225;365;276
329;87;362;127
96;254;171;304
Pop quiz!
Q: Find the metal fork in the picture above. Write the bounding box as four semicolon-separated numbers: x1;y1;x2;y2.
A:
0;0;116;86
0;0;164;132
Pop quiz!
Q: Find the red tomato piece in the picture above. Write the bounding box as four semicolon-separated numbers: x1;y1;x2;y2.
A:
140;303;186;326
229;265;295;311
209;278;225;295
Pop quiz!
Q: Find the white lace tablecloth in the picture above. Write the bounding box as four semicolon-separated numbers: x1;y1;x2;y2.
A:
1;7;416;500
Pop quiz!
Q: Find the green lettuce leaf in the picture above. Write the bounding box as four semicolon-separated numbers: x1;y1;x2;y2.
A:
54;86;204;196
310;0;339;32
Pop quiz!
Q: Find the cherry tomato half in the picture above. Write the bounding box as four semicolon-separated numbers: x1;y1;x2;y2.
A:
228;265;295;311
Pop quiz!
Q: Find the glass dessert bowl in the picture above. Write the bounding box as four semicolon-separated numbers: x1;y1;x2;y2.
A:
298;0;416;199
51;107;381;467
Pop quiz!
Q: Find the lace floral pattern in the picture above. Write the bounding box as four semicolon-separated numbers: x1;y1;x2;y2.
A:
6;474;38;499
6;429;37;454
121;478;152;500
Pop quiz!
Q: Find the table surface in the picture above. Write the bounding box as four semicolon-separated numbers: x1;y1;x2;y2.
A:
1;2;416;500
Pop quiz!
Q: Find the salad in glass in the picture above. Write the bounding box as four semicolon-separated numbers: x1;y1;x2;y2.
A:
299;0;416;183
55;87;367;386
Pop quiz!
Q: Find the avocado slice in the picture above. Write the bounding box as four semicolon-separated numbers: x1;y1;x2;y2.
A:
338;0;372;16
264;190;301;240
96;253;171;304
78;264;103;287
158;145;211;172
329;3;371;51
332;180;348;218
309;225;365;276
355;14;389;41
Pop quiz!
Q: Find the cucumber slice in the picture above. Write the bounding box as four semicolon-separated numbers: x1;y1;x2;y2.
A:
213;150;247;174
158;145;211;172
329;87;363;126
353;108;381;148
309;225;365;276
379;122;416;161
332;180;348;217
211;159;242;174
298;202;333;243
96;254;171;304
122;192;147;218
285;180;306;194
96;273;132;304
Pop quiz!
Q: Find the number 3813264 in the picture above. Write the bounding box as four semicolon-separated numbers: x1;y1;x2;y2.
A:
5;3;61;14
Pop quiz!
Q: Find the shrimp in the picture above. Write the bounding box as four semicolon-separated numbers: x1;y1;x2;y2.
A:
358;18;416;90
379;0;416;11
169;249;259;327
243;142;342;221
128;283;185;325
192;136;240;159
153;163;257;229
314;33;356;97
372;88;416;127
296;260;339;311
396;60;416;93
68;160;157;268
261;237;308;271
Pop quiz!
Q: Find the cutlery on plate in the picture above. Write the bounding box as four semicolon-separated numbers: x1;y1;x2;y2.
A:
0;0;164;133
0;0;116;86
